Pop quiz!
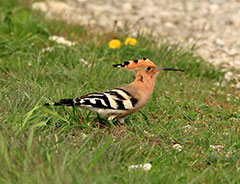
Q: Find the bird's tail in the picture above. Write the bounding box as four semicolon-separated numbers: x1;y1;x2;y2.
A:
44;99;74;107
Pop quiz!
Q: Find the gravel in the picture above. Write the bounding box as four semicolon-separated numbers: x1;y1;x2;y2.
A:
32;0;240;81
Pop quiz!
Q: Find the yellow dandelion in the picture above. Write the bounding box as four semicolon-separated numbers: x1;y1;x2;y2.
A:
124;37;137;46
108;39;121;49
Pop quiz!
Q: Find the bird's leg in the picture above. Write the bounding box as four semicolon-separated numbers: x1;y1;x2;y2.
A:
107;116;114;124
91;114;105;128
118;118;125;125
96;114;106;123
107;116;117;127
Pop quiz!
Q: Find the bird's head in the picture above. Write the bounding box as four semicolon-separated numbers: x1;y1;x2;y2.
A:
113;58;184;78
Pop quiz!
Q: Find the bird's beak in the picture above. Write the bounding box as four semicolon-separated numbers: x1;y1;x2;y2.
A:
156;67;184;72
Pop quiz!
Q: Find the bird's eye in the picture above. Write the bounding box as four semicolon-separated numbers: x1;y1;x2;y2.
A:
147;66;151;71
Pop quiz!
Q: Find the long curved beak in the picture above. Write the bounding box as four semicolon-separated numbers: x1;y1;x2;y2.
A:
156;67;184;72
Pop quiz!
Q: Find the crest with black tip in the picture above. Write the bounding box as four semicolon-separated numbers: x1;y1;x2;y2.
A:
113;64;124;67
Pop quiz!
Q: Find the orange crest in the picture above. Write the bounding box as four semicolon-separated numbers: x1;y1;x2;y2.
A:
113;58;157;70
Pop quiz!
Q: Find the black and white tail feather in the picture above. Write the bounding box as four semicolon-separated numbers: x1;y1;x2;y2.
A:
44;88;138;124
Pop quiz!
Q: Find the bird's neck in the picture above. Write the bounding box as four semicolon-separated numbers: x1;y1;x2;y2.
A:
131;71;157;100
134;71;156;86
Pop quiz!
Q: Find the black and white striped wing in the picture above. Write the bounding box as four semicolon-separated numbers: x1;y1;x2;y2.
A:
73;88;138;111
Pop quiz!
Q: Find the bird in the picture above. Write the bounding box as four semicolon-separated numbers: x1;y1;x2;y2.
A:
44;58;184;124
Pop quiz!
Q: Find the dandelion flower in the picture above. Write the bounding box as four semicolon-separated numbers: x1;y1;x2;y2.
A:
108;39;121;49
125;37;137;46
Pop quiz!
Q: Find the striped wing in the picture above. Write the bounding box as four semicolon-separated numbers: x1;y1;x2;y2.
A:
73;88;138;110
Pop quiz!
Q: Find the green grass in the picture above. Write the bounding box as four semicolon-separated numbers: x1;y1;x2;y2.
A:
1;1;240;183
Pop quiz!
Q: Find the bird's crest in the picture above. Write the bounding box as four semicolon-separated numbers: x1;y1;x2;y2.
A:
113;58;157;70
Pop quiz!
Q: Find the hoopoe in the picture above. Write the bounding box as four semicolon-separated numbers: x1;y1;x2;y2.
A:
44;58;184;124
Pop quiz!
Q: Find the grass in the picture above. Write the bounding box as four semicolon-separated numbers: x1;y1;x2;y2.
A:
1;1;240;183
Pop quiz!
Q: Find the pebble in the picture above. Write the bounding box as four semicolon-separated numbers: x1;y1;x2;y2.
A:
210;145;224;150
31;2;48;12
49;35;76;46
128;163;152;171
172;144;182;152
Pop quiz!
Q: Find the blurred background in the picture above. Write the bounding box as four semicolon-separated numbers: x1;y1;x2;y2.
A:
32;0;240;72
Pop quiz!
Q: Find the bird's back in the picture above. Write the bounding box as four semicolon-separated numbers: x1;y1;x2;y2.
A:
46;88;139;118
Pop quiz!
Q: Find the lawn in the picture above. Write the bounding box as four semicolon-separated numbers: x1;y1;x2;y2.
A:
0;1;240;183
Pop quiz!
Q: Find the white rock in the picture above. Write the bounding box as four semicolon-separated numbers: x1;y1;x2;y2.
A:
215;39;225;47
172;144;182;151
182;125;191;132
235;82;240;89
210;145;224;149
49;35;76;46
79;58;89;66
41;47;54;53
224;47;238;56
128;163;152;171
31;2;48;12
164;22;175;28
224;71;233;80
143;130;155;137
122;3;132;11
